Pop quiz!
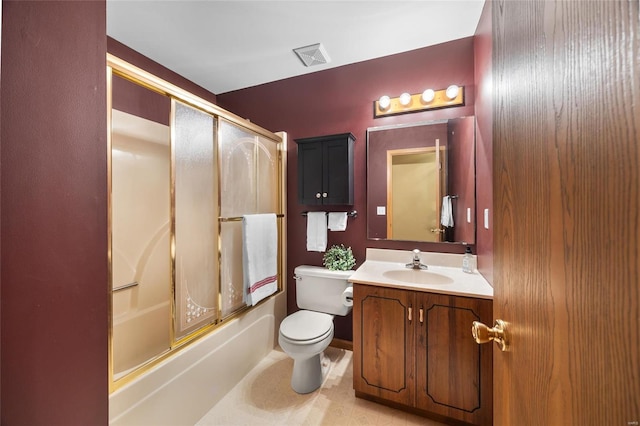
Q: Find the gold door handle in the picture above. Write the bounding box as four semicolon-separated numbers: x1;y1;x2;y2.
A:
419;307;424;323
472;319;509;351
408;306;412;322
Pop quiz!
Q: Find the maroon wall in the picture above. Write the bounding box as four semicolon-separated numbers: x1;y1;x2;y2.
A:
218;38;476;340
1;2;108;424
474;0;493;284
108;37;218;106
112;74;171;125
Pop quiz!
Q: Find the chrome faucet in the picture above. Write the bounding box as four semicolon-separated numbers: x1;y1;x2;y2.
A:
405;249;428;270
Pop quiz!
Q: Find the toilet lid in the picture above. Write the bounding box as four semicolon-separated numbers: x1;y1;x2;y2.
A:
280;310;333;341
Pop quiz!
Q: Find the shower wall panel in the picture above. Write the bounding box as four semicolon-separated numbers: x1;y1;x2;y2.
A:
111;109;171;378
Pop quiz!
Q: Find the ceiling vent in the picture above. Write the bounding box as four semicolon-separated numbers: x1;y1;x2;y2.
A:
293;43;331;67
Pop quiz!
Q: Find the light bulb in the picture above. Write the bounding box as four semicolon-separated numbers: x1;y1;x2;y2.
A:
399;92;412;106
378;95;391;110
445;84;460;100
421;89;435;103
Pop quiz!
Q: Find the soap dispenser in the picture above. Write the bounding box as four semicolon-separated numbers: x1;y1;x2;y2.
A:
462;246;473;273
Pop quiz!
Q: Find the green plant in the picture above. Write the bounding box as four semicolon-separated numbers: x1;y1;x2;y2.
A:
323;244;356;271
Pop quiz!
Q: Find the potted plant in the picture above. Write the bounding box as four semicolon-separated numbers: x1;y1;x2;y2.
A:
323;244;356;271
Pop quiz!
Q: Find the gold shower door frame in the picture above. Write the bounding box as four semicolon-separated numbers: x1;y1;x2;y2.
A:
107;55;287;392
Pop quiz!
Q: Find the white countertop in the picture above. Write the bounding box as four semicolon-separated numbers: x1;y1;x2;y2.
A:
348;249;493;300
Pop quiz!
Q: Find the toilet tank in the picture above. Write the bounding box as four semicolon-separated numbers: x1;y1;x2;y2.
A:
294;265;353;316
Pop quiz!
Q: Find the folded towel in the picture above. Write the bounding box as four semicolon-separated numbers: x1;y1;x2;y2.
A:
328;212;348;231
306;211;327;252
242;214;278;306
441;196;454;227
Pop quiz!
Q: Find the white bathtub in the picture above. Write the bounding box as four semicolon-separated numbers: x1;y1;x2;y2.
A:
109;292;286;425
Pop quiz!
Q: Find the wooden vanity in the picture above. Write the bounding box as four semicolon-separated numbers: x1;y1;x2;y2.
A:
349;249;493;425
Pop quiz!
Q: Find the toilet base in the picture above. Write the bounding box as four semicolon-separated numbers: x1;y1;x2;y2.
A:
290;352;330;394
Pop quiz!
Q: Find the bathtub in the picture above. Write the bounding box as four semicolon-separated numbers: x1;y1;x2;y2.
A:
109;291;287;425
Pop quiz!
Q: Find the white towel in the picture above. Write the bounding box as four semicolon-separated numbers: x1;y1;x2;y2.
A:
440;196;454;227
242;214;278;306
328;212;348;231
306;211;327;252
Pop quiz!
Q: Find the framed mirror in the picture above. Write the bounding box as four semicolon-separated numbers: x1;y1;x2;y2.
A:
366;116;476;244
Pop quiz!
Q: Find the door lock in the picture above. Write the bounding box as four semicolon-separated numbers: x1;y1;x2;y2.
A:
472;319;509;351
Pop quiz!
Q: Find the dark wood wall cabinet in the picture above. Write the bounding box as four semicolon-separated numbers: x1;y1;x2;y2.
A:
295;133;355;205
353;284;493;425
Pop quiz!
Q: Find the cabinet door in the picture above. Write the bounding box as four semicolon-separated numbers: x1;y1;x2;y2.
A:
322;138;353;205
297;141;323;204
415;293;493;425
353;284;415;406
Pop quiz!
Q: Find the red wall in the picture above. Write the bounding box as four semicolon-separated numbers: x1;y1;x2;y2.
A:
108;38;218;106
1;2;108;424
474;1;494;284
218;38;476;340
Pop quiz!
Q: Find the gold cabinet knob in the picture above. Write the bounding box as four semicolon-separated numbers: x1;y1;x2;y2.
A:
472;319;509;351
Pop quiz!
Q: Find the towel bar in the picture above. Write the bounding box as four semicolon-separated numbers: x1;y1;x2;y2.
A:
218;213;285;222
113;281;139;292
301;210;357;218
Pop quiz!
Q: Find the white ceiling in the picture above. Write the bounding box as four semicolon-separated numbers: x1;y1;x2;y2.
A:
107;1;485;94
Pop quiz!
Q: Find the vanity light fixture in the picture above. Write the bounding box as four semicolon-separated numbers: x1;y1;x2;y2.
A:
446;84;460;100
399;92;412;106
378;95;391;110
422;89;435;103
373;85;465;118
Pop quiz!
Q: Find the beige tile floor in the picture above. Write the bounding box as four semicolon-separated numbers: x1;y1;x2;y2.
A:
196;346;446;426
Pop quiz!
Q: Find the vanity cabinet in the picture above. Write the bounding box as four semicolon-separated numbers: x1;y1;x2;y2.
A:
353;284;493;425
295;133;355;205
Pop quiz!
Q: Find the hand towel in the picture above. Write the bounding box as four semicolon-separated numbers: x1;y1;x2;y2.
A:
306;211;327;252
328;212;348;231
440;196;454;227
242;214;278;306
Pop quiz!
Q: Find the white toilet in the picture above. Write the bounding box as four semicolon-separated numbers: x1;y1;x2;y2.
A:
278;265;353;394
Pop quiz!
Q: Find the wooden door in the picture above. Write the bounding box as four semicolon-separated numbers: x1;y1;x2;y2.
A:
353;284;415;406
492;1;639;424
416;293;493;425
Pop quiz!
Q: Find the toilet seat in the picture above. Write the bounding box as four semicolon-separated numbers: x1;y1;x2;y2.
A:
280;310;333;344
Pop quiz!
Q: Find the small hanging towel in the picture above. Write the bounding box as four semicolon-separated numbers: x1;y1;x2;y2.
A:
328;212;348;231
306;211;327;252
242;214;278;306
440;196;454;227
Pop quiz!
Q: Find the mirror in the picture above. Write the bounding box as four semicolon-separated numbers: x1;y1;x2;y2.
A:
367;116;475;244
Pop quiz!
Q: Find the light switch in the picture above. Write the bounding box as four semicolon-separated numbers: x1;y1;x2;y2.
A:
484;208;490;229
377;206;386;215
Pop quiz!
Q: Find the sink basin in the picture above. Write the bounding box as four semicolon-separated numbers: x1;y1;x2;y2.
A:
382;269;454;285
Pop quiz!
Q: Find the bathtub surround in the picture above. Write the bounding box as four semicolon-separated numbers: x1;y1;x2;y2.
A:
107;56;287;394
109;294;287;425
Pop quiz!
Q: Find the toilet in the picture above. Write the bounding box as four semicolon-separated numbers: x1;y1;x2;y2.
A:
278;265;353;394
